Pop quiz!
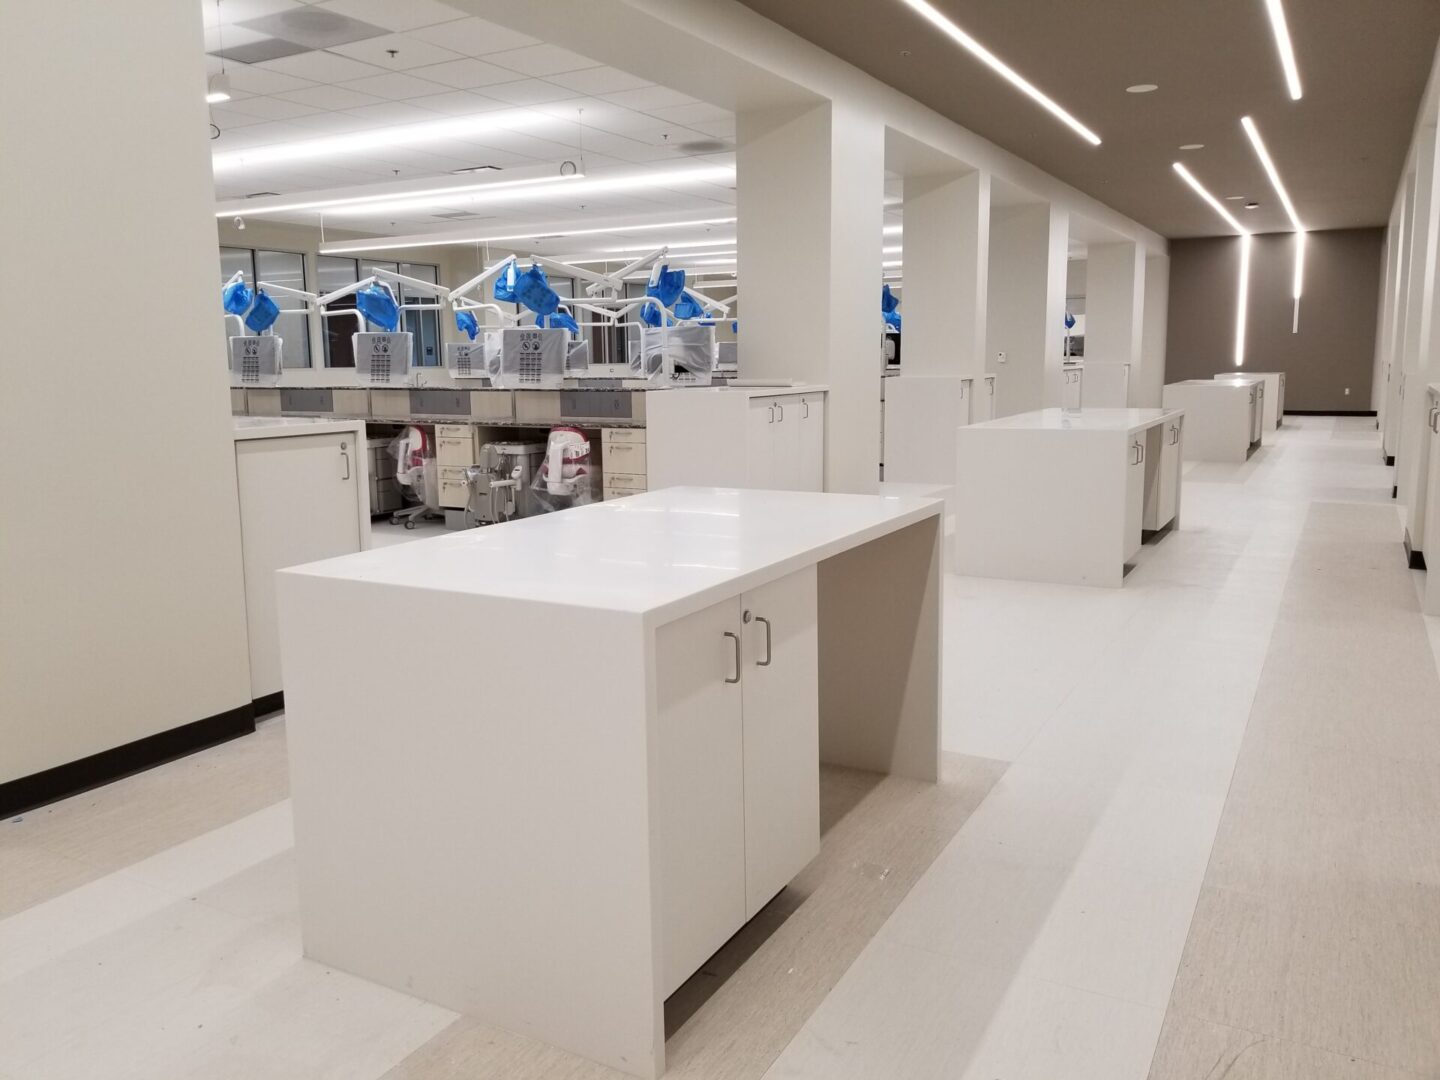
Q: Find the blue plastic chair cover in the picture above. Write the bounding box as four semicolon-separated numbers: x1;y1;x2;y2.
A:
1064;311;1077;330
514;264;560;317
639;301;671;328
223;278;253;316
356;283;401;332
732;321;739;334
648;265;686;307
673;291;706;320
244;289;281;333
883;309;902;331
493;261;519;304
881;283;900;314
455;309;480;340
543;309;579;332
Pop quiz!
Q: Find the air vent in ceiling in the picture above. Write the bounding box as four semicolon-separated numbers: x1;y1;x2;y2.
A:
431;211;496;220
237;10;386;49
678;139;732;154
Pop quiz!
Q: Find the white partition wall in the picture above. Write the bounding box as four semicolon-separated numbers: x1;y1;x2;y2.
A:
902;168;991;378
0;0;252;795
986;204;1069;415
738;101;884;495
1138;254;1172;407
1087;241;1146;403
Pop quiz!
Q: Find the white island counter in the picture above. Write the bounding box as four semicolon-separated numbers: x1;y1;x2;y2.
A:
275;486;943;1078
955;408;1185;586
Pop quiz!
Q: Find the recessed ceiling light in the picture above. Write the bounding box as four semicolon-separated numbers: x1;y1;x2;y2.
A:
1179;144;1204;151
1245;201;1261;210
1126;83;1158;94
1225;195;1246;201
896;0;1102;145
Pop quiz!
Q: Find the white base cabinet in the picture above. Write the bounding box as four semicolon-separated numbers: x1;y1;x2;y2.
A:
657;566;818;996
233;418;368;702
647;384;828;492
1163;380;1261;462
881;374;974;499
1061;365;1084;410
1214;371;1284;429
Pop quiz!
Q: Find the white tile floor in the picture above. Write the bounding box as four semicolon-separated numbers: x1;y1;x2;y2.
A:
3;415;1423;1079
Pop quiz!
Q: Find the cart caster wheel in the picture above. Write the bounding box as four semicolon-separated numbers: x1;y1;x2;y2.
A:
405;520;416;530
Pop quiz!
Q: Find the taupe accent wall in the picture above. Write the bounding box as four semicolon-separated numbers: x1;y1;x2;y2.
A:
1165;228;1384;412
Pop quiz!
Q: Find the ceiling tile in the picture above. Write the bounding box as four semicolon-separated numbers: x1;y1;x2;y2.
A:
341;101;444;125
204;0;302;29
687;117;737;139
407;57;517;90
224;63;317;95
545;66;653;96
328;33;464;70
239;9;388;48
601;86;699;112
339;71;450;100
220;95;325;120
484;44;601;77
644;102;732;127
276;83;386;110
481;80;580;106
312;0;467;33
203;24;270;53
259;50;388;83
208;105;269;129
407;16;539;56
407;90;509;114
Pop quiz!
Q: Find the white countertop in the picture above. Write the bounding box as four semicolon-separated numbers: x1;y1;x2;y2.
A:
232;416;366;441
664;382;828;399
967;407;1181;435
1170;378;1259;387
281;486;937;625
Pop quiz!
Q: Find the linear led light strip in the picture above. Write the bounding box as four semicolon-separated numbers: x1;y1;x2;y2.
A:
1241;115;1307;331
216;173;584;218
1173;162;1251;367
318;216;739;255
1263;0;1303;100
898;0;1102;145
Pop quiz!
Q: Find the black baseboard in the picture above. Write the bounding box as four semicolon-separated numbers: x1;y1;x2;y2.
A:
1405;534;1427;571
0;704;255;818
1387;455;1396;467
252;691;285;718
1393;485;1399;499
1283;410;1378;418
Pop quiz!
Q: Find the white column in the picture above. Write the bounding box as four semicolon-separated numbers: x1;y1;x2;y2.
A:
738;100;885;494
1087;241;1146;401
1397;125;1440;541
1137;254;1171;408
0;0;253;787
902;169;990;377
985;204;1068;415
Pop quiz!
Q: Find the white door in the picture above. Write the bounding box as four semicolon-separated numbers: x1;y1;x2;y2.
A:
1124;437;1145;563
739;567;819;917
797;394;826;491
1156;417;1182;528
656;595;746;996
747;399;777;489
236;432;362;699
1252;387;1264;443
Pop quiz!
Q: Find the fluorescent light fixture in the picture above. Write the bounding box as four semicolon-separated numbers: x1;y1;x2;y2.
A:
896;0;1102;145
1264;0;1303;100
212;109;554;172
216;172;584;218
1172;162;1248;233
562;250;737;265
318;216;739;255
326;165;734;219
206;73;231;104
1292;229;1306;301
1235;234;1252;366
598;237;736;254
1240;117;1302;229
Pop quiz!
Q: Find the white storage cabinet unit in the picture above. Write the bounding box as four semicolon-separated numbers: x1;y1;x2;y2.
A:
277;487;942;1078
1162;379;1262;462
881;373;973;501
974;374;998;421
646;384;827;492
1214;370;1285;429
954;408;1185;587
1061;364;1084;409
232;417;368;705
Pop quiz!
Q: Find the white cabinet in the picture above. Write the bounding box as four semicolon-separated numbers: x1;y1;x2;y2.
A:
1163;380;1259;462
1085;363;1132;408
234;421;367;702
1214;371;1284;430
647;385;829;492
1062;366;1084;410
975;375;997;422
656;566;819;996
1145;415;1183;531
1125;436;1145;563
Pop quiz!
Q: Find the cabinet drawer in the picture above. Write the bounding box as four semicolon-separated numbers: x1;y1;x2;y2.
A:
438;466;471;509
602;440;647;473
437;434;478;467
602;426;647;446
603;473;647;500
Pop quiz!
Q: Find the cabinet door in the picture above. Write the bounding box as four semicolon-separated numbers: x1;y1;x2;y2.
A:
797;394;826;491
236;432;362;699
1124;437;1145;563
771;396;802;491
656;595;746;997
1156;418;1181;528
747;398;777;489
740;567;819;917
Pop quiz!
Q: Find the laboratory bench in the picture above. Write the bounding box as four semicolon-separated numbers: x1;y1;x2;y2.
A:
954;407;1185;587
276;486;942;1078
1163;379;1263;462
1214;370;1285;430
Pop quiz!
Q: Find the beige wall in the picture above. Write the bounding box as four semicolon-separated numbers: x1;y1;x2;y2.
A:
0;0;252;782
1166;228;1384;411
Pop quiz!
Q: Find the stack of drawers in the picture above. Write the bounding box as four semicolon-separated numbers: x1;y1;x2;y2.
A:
367;438;402;515
436;424;478;510
602;428;647;500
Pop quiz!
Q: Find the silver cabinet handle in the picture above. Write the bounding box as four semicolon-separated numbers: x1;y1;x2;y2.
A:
1138;442;1145;464
340;441;351;480
768;404;775;424
755;616;773;666
1431;405;1439;434
723;631;741;683
775;402;785;421
1170;424;1180;445
802;400;810;418
989;381;995;395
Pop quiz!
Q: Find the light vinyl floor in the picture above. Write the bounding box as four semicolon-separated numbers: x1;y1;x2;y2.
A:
4;416;1437;1079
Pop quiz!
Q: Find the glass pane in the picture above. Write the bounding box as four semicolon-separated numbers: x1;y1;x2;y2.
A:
255;250;311;368
316;256;359;367
398;263;441;365
219;246;254;286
